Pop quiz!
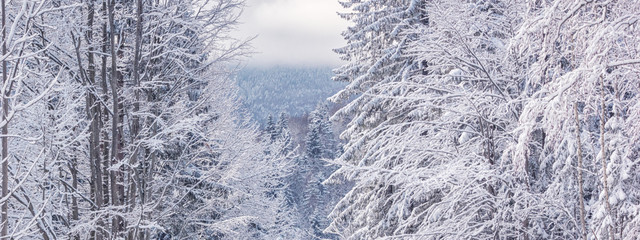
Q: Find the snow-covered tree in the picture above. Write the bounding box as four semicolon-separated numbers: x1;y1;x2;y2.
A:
505;0;640;238
266;114;278;142
0;0;303;239
306;103;337;161
0;1;86;238
327;0;526;238
284;102;342;239
329;0;640;239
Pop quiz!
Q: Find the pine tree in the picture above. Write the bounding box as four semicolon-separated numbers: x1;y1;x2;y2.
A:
294;102;343;239
276;112;293;153
266;114;278;142
256;112;304;239
276;112;289;138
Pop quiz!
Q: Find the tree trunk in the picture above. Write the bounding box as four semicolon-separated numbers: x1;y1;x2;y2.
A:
107;0;122;236
599;75;614;240
574;103;587;240
70;157;79;240
128;0;143;238
1;0;9;236
100;0;110;213
86;1;105;239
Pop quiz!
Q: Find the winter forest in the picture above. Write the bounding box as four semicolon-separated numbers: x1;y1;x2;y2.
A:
0;0;638;239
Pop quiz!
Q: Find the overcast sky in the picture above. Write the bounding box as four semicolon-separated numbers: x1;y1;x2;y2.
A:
236;0;349;67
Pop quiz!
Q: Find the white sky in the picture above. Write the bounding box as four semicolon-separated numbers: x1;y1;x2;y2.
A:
236;0;349;67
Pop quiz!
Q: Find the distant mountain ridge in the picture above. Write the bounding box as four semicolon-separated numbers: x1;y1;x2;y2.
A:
236;66;345;124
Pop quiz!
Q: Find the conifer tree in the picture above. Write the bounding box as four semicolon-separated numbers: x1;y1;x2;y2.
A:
266;114;278;142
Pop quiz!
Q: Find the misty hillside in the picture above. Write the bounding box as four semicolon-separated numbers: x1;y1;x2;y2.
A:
236;66;345;124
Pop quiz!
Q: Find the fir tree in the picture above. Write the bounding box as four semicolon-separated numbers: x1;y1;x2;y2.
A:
296;102;343;239
266;114;278;142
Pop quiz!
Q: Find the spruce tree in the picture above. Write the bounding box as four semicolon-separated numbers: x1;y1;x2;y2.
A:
265;114;277;142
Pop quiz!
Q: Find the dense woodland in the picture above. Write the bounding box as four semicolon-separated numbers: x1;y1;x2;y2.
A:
236;67;344;124
327;0;640;239
0;0;638;239
0;0;298;239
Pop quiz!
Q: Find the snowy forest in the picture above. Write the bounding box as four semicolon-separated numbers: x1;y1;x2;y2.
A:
236;66;344;124
0;0;639;239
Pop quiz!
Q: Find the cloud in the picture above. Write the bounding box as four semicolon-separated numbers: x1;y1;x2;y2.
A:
236;0;349;67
